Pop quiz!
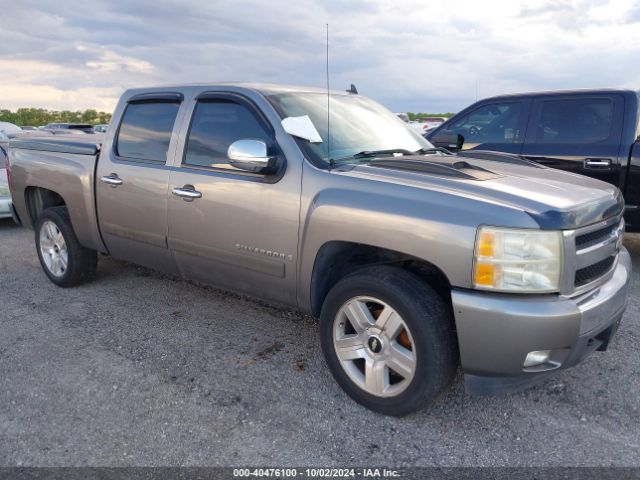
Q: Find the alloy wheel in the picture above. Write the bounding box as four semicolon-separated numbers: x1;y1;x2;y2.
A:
39;220;68;278
332;296;416;397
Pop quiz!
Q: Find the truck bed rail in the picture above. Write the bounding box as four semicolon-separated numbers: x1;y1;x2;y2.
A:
9;136;103;156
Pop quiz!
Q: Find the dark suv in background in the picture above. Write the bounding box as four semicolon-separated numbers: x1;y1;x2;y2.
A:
427;89;640;231
43;123;95;134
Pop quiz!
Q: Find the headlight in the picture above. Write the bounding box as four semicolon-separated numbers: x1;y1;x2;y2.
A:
473;226;562;293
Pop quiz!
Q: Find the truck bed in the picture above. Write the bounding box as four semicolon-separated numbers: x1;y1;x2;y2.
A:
8;133;107;253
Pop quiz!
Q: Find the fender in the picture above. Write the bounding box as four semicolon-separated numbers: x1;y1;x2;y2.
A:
295;168;536;311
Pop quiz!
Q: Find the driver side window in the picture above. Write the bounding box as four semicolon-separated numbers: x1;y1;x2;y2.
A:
184;100;272;170
450;102;524;144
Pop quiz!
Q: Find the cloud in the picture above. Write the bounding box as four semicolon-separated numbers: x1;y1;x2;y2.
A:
0;84;120;112
625;0;640;22
84;49;155;74
519;1;576;18
0;0;639;114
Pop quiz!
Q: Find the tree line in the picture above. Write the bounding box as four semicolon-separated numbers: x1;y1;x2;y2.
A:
407;112;455;121
0;107;448;127
0;108;112;127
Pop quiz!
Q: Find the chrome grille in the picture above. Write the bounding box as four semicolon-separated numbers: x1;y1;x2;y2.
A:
563;215;624;295
575;256;616;287
575;223;618;249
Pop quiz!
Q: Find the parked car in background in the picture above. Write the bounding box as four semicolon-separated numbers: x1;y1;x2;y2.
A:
0;122;22;135
94;124;109;133
395;113;409;122
7;83;630;416
408;120;425;134
0;146;12;219
427;89;640;231
43;123;95;134
410;116;448;135
419;116;448;130
20;126;38;131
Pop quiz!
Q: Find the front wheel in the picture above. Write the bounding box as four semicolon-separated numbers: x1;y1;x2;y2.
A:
320;266;458;416
35;206;97;287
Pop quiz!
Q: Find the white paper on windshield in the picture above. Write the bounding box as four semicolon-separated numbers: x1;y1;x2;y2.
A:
281;115;323;143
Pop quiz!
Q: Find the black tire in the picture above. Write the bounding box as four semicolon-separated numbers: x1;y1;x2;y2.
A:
319;266;458;416
35;206;97;287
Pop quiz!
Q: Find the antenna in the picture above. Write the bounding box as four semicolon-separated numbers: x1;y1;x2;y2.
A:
326;23;331;163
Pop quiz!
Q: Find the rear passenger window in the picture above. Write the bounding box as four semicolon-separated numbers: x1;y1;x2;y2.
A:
184;101;271;170
534;98;612;144
116;102;180;162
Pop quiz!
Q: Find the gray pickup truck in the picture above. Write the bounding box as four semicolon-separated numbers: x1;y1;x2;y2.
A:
7;83;631;416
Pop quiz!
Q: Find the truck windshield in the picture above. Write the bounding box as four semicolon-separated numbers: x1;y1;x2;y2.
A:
267;93;435;167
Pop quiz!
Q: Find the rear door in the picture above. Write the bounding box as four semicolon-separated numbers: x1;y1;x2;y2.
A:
520;94;624;186
96;92;186;274
166;92;302;305
438;98;531;153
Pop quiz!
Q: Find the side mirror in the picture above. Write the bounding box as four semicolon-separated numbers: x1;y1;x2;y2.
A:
227;139;276;173
431;132;464;150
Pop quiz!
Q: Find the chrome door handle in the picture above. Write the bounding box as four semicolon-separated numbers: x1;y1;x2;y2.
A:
172;186;202;199
100;174;123;186
584;158;612;169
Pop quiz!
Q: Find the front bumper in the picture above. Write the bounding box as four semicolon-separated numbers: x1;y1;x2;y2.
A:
452;247;631;395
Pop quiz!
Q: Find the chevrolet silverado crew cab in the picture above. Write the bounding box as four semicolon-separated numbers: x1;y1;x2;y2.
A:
427;89;640;231
7;84;631;416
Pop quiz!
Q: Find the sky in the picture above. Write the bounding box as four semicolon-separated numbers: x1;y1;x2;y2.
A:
0;0;639;114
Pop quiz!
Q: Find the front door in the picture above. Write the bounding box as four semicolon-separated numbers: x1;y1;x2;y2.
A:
441;99;530;154
96;95;183;274
167;93;301;305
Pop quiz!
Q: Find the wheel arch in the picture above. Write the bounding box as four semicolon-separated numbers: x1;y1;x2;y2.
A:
24;186;66;228
309;240;452;317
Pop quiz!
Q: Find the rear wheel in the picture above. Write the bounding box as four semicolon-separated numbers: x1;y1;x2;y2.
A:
320;266;458;416
35;206;97;287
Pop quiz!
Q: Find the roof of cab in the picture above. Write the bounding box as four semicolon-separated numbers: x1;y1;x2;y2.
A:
122;82;352;97
480;88;639;102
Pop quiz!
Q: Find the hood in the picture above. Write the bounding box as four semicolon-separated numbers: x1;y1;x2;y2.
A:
334;152;623;230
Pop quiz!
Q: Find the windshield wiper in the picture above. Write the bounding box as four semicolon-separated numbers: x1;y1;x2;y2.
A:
331;148;424;164
352;148;416;158
354;147;453;158
415;147;454;155
329;147;452;168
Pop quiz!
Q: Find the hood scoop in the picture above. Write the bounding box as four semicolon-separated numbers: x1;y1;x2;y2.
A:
367;156;501;181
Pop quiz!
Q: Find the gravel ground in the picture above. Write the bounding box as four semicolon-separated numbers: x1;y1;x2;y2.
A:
0;217;638;467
